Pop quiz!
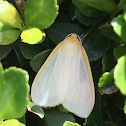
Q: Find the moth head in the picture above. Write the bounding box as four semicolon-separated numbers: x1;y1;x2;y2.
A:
65;33;82;43
63;33;82;56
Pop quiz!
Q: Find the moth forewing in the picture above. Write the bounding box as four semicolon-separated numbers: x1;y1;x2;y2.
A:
31;42;64;106
81;45;95;105
62;41;95;118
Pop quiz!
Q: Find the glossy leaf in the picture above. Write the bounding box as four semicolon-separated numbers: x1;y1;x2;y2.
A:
111;15;126;42
68;0;76;18
44;107;75;126
114;55;126;95
39;32;46;44
104;121;117;126
0;1;22;29
63;121;80;126
99;69;114;88
46;37;56;49
0;44;13;60
98;69;117;94
28;101;44;118
0;119;25;126
78;0;116;12
58;105;69;113
57;0;64;5
75;10;105;26
19;42;46;59
85;102;104;126
72;0;107;18
21;28;43;44
17;115;26;125
0;21;18;46
30;49;52;72
102;54;116;72
99;23;120;41
114;91;125;110
0;29;21;45
124;103;126;114
0;63;29;120
25;0;59;29
45;23;82;45
0;21;13;31
82;26;111;61
113;44;126;60
123;4;126;21
13;40;31;69
102;102;126;125
0;63;4;101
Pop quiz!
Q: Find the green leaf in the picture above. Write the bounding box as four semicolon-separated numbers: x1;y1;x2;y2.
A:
102;101;126;125
0;21;17;48
124;102;126;114
0;21;14;31
113;44;126;60
58;105;69;113
0;63;4;100
104;121;117;126
30;49;52;72
44;107;75;126
98;69;114;88
46;37;56;49
99;23;120;41
85;102;104;126
75;9;105;26
111;15;126;42
102;53;116;72
13;40;31;69
19;42;46;59
114;55;126;95
72;0;107;18
28;101;44;118
25;0;59;29
0;64;29;120
0;29;21;45
0;44;13;60
57;0;64;5
40;32;46;44
21;28;43;44
0;119;25;126
63;121;80;126
45;23;82;45
17;115;26;124
123;4;126;21
114;91;125;110
98;69;118;94
68;0;76;18
78;0;116;12
0;1;22;29
82;26;111;61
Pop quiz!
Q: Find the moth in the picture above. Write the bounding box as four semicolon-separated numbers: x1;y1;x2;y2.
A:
31;33;95;118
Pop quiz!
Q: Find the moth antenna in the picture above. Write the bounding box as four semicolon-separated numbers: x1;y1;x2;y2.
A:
81;25;96;40
41;42;48;49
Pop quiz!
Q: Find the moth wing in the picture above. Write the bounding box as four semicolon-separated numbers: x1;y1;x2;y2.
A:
31;41;69;107
62;46;95;118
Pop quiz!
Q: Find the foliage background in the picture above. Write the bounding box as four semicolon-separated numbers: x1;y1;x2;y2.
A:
0;0;126;126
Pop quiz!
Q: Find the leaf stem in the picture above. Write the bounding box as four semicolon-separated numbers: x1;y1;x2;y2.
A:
110;0;125;19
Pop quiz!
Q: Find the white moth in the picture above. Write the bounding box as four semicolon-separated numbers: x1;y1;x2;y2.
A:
31;33;95;118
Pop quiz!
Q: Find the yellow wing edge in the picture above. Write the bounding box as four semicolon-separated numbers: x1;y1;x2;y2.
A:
32;42;63;86
81;46;95;109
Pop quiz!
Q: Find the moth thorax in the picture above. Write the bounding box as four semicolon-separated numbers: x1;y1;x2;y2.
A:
63;40;80;57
